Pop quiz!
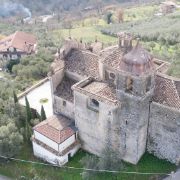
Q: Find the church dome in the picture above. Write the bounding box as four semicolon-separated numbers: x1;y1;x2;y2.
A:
120;44;154;76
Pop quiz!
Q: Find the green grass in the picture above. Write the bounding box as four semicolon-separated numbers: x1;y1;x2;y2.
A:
53;26;117;46
124;5;159;22
0;144;176;180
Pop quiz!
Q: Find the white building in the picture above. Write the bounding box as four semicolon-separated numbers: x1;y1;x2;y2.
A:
0;31;37;60
32;115;80;166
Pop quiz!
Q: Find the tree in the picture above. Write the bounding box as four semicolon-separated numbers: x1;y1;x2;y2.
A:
13;91;18;104
149;42;156;51
0;120;23;158
25;96;32;123
41;105;47;121
117;8;124;23
25;96;32;142
105;12;113;24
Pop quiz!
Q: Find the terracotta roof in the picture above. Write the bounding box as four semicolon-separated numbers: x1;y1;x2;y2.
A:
0;31;37;53
73;78;119;105
101;47;124;69
34;115;75;144
65;49;99;78
153;74;180;110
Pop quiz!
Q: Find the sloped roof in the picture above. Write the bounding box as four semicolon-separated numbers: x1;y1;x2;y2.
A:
64;49;99;78
0;31;36;52
153;74;180;110
34;115;75;144
101;47;124;69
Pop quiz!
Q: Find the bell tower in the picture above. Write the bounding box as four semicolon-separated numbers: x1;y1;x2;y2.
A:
116;43;155;164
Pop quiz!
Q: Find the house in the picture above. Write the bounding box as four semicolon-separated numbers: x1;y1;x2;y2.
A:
0;31;37;60
32;32;180;166
160;1;177;14
32;115;80;166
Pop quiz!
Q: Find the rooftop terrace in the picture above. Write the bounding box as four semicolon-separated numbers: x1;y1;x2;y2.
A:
73;78;119;105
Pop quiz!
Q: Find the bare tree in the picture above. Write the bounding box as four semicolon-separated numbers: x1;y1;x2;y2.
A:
117;8;124;23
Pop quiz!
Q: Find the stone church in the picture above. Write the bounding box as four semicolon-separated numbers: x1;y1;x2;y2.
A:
33;33;180;165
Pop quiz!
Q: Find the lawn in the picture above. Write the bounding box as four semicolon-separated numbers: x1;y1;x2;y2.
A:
53;26;117;47
0;144;176;180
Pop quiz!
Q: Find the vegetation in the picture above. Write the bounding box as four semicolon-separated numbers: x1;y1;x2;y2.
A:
101;11;180;77
12;48;54;91
0;143;176;180
0;1;179;179
0;81;24;158
40;105;47;121
39;98;49;104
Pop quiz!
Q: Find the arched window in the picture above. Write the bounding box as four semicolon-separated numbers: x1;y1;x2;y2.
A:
126;76;133;92
109;72;115;80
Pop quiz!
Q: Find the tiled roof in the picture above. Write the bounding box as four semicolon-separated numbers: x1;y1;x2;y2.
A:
153;74;180;110
73;78;119;105
0;31;36;53
101;47;124;69
34;115;75;144
65;49;99;78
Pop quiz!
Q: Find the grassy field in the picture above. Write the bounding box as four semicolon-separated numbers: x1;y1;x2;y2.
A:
124;5;159;22
0;144;176;180
53;26;117;47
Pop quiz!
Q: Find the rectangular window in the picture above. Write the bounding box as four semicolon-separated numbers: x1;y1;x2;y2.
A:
63;100;66;106
87;98;99;112
126;76;133;92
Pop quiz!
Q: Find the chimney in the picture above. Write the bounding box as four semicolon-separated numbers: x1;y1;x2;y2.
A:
117;32;133;52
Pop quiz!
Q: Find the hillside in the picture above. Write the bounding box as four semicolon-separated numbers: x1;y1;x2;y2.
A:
0;0;163;16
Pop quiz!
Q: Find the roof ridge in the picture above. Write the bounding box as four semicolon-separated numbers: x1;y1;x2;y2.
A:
11;31;18;45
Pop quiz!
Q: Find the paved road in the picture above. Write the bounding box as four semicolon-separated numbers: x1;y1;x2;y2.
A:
164;170;180;180
0;175;11;180
19;80;53;118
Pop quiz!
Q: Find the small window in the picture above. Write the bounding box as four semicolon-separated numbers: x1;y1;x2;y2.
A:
109;72;115;80
63;101;66;106
91;99;99;107
146;76;151;92
126;76;133;92
87;98;99;112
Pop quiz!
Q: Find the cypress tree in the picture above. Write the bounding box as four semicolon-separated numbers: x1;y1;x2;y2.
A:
25;96;32;123
41;105;47;121
13;91;18;103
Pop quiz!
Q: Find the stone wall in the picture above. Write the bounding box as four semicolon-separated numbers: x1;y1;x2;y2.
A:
51;69;64;93
147;102;180;164
116;91;152;164
53;95;75;120
74;91;119;156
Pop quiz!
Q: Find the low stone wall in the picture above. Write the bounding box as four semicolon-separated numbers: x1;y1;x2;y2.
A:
18;77;49;99
147;102;180;164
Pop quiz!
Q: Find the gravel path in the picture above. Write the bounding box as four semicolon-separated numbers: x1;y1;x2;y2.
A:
19;80;53;117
